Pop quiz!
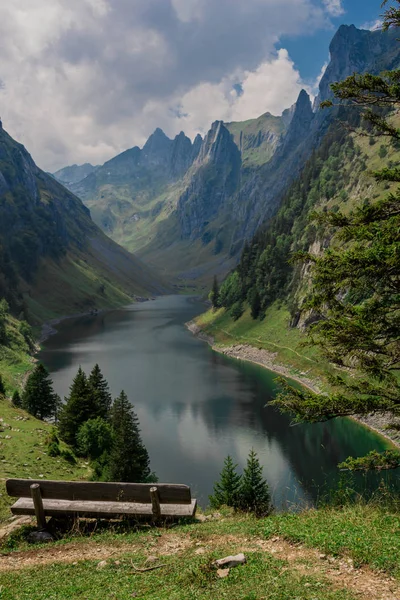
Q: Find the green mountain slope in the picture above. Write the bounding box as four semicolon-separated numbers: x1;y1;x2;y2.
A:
0;124;165;324
225;110;288;167
216;115;400;321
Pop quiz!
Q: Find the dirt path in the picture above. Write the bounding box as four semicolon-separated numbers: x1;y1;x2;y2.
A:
1;530;398;600
254;537;400;600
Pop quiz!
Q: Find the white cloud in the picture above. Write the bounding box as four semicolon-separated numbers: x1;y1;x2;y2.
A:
0;0;335;171
360;19;383;31
322;0;344;17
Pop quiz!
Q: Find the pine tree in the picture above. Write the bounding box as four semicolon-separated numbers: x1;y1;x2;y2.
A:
22;364;57;420
107;390;151;483
0;374;5;397
237;449;272;517
88;364;112;419
209;455;242;509
58;367;99;447
209;275;220;309
12;390;22;407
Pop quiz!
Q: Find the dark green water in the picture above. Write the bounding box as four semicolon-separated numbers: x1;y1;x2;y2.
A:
39;295;390;508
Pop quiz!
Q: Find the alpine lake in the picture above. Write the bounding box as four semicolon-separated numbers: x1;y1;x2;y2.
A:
39;295;393;509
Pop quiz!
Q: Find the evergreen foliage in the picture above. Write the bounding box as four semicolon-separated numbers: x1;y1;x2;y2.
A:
22;364;57;420
88;364;112;420
58;367;100;446
107;390;152;483
237;449;272;517
209;455;242;509
273;1;400;471
11;390;21;407
209;275;220;309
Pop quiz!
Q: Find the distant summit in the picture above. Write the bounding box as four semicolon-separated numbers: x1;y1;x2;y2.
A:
53;163;98;186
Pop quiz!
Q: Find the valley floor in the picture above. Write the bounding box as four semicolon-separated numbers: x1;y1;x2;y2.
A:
191;304;400;450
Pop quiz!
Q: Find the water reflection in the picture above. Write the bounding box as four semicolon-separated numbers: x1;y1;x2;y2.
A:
39;295;391;507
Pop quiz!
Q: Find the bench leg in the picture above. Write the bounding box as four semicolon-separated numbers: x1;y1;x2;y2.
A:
150;487;161;521
30;484;46;530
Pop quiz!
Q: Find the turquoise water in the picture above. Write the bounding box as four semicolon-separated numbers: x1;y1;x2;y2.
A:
39;295;391;508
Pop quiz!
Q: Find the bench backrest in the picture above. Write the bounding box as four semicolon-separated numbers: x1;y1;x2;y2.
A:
6;479;192;505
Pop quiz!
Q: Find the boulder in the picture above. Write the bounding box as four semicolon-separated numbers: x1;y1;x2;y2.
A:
214;553;246;568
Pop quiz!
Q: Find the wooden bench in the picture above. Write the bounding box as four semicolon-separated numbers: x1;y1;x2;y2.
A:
6;479;197;529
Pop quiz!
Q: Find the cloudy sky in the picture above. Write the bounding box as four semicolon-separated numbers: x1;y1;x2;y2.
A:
0;0;383;171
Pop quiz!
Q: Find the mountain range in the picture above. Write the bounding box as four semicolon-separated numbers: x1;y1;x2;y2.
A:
54;25;400;287
0;122;165;324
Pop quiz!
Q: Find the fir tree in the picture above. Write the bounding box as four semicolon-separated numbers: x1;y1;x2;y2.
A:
248;288;262;320
209;275;220;309
0;374;5;397
88;364;112;419
12;390;22;408
107;390;151;483
209;455;242;509
237;449;272;517
58;367;99;446
22;364;57;420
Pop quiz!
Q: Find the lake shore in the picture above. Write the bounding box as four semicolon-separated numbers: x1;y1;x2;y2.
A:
38;296;154;345
186;320;400;450
39;310;105;344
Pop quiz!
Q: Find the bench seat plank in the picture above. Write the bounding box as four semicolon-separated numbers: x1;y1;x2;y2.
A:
11;497;197;519
6;479;191;504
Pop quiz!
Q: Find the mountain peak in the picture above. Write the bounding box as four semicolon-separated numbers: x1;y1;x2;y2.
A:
153;127;169;138
142;128;173;166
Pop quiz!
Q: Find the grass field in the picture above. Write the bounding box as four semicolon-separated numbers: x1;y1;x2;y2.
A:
1;505;399;599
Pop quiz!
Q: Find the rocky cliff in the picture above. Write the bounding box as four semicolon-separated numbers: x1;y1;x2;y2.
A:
178;121;241;240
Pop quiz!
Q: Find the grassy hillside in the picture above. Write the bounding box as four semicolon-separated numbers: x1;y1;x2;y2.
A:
195;303;339;392
1;504;400;599
0;399;90;523
0;308;33;394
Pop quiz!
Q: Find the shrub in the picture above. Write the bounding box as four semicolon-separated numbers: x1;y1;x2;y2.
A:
47;442;61;457
12;390;22;407
76;417;113;460
230;301;244;321
60;449;76;464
